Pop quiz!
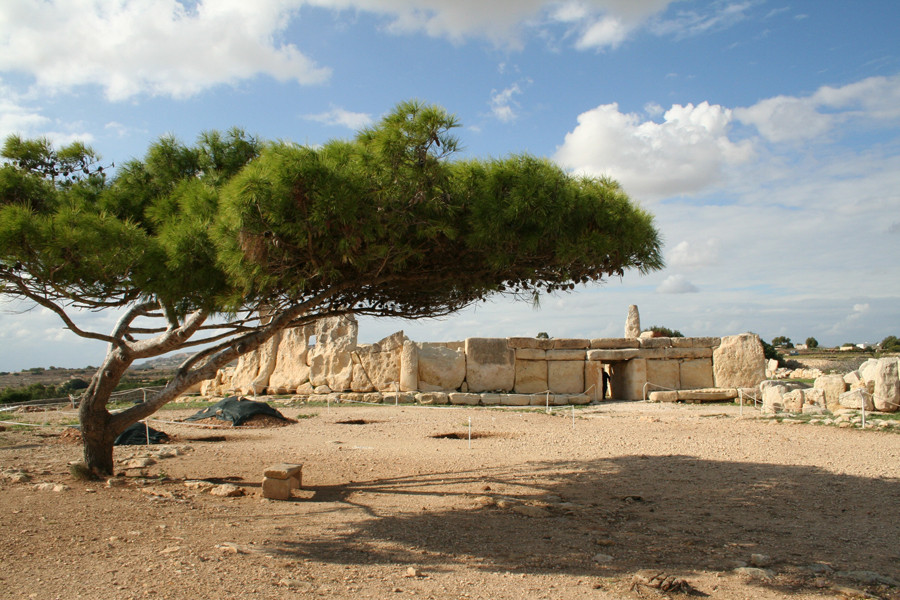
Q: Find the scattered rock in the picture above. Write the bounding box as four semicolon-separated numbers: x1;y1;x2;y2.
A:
750;553;773;567
593;553;614;564
630;570;694;594
209;483;244;497
405;567;420;578
735;567;775;580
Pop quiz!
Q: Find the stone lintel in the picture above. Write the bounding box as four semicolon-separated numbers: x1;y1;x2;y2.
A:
664;347;714;359
587;349;640;361
546;349;586;361
589;338;641;349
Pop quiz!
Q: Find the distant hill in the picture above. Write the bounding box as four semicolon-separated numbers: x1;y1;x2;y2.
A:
131;353;194;371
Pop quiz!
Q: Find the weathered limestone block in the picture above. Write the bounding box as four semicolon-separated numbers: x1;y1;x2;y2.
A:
873;357;900;412
610;358;646;401
514;360;548;393
546;349;585;361
801;387;826;408
646;359;680;392
481;393;502;406
551;339;590;349
415;392;449;405
399;340;418;392
515;348;546;360
766;359;780;379
569;394;591;405
262;463;302;501
548;360;584;394
231;331;282;394
267;326;312;394
782;389;804;412
713;333;766;388
843;371;862;387
465;338;515;392
584;361;607;401
814;374;847;410
498;394;530;406
640;337;674;348
417;343;466;391
349;361;376;393
586;348;640;361
201;367;234;397
671;337;721;349
680;358;714;389
507;337;554;350
625;305;641;338
664;347;713;360
307;315;358;392
760;381;806;413
383;392;416;404
448;392;482;405
839;388;875;411
590;338;640;349
262;477;298;501
859;359;879;383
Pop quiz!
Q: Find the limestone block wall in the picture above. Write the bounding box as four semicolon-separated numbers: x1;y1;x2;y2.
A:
200;314;766;403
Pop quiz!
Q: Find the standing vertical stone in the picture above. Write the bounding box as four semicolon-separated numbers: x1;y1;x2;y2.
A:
625;305;641;338
400;340;418;391
712;333;766;388
873;357;899;413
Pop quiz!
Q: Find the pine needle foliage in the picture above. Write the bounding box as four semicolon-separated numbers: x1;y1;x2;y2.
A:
0;100;663;476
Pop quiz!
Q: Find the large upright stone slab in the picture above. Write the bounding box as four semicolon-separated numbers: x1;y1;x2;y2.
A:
584;361;607;400
814;374;846;411
873;357;899;413
712;333;766;388
625;305;641;338
514;360;547;393
267;326;313;394
352;331;405;393
307;315;358;392
231;331;282;394
646;359;680;391
680;358;714;389
465;338;515;392
417;343;466;391
399;340;418;392
548;360;585;394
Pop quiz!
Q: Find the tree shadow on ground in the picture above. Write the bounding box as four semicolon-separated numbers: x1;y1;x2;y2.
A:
267;454;900;590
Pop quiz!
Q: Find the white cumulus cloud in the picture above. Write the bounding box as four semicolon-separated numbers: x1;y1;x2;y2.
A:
489;82;529;122
668;239;721;268
0;0;330;100
735;74;900;143
304;107;373;130
656;274;699;294
553;101;754;200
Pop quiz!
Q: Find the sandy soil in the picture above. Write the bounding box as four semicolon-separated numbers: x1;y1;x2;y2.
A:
1;400;899;600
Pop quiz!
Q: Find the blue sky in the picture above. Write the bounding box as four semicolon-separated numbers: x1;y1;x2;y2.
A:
1;0;899;371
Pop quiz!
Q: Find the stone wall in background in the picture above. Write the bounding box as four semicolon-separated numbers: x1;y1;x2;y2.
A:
200;313;768;405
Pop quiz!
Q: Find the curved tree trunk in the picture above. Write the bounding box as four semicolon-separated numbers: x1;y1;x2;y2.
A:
79;351;132;478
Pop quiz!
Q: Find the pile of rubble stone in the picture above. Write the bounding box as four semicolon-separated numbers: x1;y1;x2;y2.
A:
760;356;899;414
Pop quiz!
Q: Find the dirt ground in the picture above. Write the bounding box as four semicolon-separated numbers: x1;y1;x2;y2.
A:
1;400;899;600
